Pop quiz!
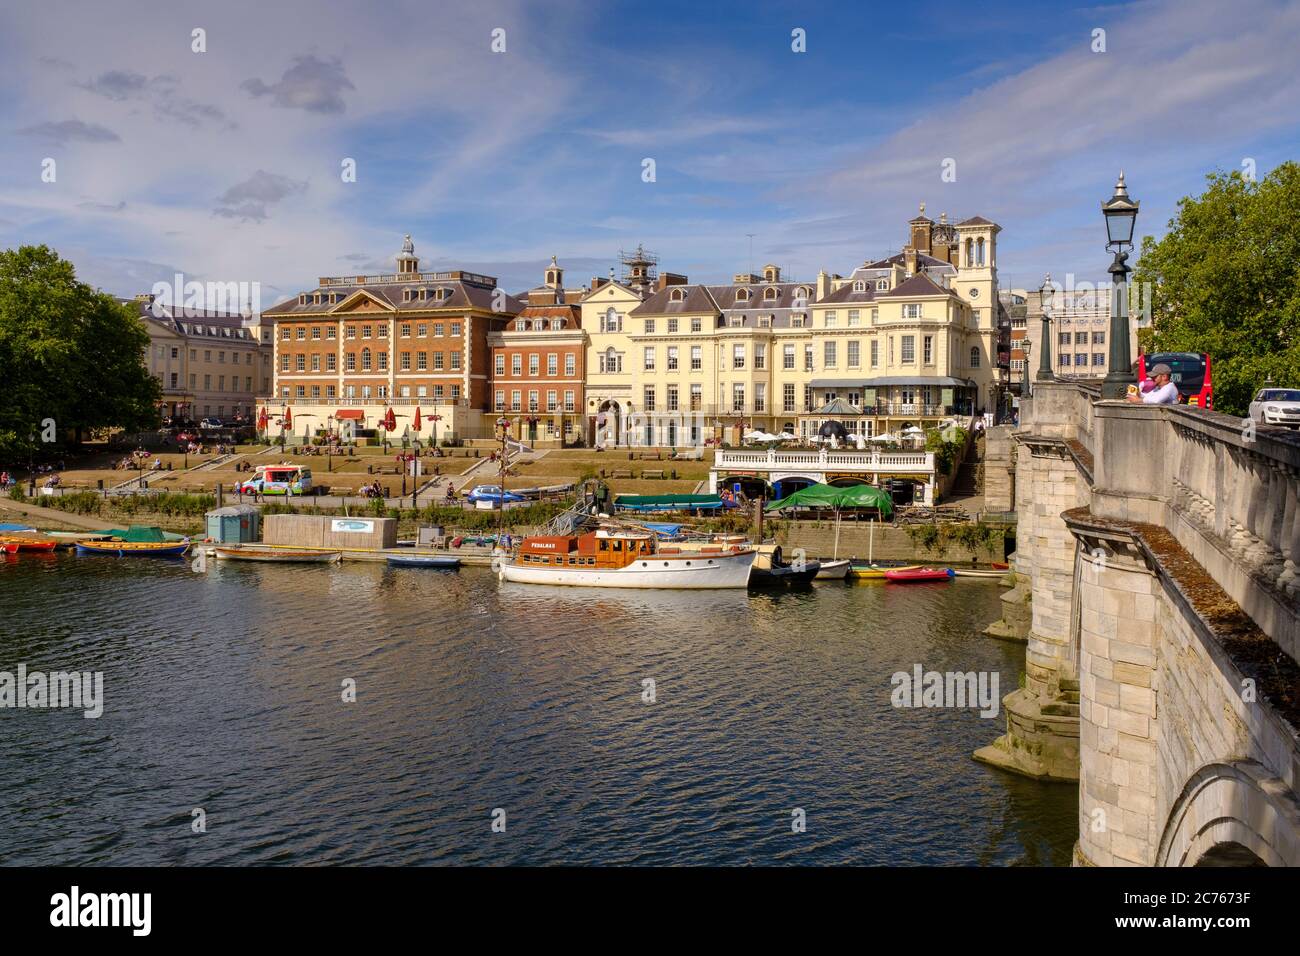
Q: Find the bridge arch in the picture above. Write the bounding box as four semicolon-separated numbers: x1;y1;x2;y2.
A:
1156;761;1300;867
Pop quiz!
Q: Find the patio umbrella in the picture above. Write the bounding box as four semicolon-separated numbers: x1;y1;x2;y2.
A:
282;406;292;428
257;407;268;431
776;431;796;440
383;407;397;431
870;432;896;442
902;425;924;435
412;406;422;433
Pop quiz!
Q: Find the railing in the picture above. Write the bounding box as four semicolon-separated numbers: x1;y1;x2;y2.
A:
318;270;496;288
256;397;472;408
715;448;935;472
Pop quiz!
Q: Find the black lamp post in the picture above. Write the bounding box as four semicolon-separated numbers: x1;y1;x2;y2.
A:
1036;274;1055;382
1101;171;1140;399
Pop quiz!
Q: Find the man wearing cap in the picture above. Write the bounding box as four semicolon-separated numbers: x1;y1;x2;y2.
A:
1128;363;1180;404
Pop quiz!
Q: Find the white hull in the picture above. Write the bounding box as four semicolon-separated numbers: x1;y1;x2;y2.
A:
814;559;850;580
499;550;754;589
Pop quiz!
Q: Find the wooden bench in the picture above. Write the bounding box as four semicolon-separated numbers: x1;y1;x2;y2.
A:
641;469;666;479
608;469;634;479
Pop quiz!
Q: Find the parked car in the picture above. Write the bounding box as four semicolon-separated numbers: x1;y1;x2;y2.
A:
199;418;224;430
237;465;314;496
466;484;525;504
1248;388;1300;428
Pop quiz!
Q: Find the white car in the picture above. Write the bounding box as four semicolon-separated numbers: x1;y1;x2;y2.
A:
1248;389;1300;429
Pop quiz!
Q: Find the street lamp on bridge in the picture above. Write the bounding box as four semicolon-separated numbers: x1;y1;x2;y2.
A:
1101;171;1140;399
1036;274;1055;382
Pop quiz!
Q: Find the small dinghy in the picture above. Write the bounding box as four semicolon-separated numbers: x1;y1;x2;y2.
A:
813;558;850;580
883;567;954;583
0;536;58;553
952;567;1011;578
849;563;920;579
215;548;342;564
387;554;461;569
76;539;190;557
749;545;820;588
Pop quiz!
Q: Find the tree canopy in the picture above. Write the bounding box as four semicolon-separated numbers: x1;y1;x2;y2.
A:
0;245;160;462
1135;162;1300;416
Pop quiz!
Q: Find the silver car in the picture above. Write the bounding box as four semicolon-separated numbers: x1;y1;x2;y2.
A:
1248;388;1300;428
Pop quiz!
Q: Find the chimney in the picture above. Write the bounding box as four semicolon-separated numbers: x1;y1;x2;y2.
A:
816;269;829;301
904;246;918;277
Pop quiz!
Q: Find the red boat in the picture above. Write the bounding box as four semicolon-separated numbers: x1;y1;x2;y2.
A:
1;537;58;553
883;567;954;583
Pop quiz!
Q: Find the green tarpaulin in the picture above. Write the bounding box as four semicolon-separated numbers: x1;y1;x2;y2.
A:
614;493;730;512
766;483;893;515
97;525;185;542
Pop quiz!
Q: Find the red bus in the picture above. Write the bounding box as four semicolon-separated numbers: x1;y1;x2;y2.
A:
1139;352;1213;409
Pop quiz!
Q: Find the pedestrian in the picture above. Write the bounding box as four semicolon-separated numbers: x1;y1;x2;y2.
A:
1127;363;1180;405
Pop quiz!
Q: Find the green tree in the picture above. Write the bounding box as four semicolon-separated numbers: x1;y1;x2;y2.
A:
1135;163;1300;416
0;245;160;461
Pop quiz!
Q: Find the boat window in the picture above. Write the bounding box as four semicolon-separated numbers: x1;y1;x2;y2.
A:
612;540;623;552
599;540;608;551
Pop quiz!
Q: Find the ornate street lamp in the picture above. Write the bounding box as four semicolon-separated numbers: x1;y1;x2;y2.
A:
1036;274;1055;382
1101;171;1140;398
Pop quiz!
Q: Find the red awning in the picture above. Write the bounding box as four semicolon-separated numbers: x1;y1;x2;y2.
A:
335;409;364;420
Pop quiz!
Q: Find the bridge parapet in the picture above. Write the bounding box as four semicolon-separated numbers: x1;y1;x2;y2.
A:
977;381;1300;865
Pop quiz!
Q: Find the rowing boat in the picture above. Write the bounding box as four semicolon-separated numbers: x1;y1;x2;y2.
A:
814;558;850;580
849;563;920;580
883;567;954;583
952;567;1012;578
387;554;461;569
0;536;58;552
75;539;190;557
214;548;342;564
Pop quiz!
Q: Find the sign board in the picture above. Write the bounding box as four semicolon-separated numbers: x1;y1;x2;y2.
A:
330;519;375;533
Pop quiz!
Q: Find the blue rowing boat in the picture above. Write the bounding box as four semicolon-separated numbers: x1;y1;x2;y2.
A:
386;554;461;569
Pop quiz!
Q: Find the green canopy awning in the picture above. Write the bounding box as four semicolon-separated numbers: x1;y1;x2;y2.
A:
766;483;893;515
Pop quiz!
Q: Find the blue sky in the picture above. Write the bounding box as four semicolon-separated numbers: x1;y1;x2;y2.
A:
2;0;1299;306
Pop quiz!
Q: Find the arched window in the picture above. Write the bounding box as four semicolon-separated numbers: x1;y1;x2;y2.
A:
670;288;685;302
965;238;974;267
736;289;750;302
764;287;778;300
361;347;372;371
603;307;619;332
854;280;866;292
969;346;980;368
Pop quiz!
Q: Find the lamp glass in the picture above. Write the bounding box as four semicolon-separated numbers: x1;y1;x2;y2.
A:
1104;206;1137;246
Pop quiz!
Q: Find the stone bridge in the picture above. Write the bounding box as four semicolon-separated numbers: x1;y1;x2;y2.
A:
976;381;1300;866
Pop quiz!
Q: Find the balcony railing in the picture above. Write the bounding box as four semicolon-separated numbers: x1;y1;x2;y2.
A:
715;448;935;473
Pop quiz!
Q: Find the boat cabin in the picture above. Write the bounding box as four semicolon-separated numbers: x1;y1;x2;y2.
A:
518;529;658;569
516;528;749;570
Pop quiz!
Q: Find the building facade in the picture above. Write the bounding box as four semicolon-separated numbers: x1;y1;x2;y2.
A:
489;258;586;444
259;236;521;442
133;296;272;423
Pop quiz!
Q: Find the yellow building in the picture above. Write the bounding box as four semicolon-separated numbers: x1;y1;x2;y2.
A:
133;296;272;424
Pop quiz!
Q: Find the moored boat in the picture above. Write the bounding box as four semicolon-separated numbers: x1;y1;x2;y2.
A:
952;567;1012;578
75;538;190;557
215;547;342;564
500;528;754;589
849;563;920;579
387;554;461;569
0;536;58;552
814;558;850;580
749;545;820;588
883;567;954;583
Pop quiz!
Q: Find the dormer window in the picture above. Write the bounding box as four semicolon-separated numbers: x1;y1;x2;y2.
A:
764;287;778;301
876;279;888;290
403;290;412;302
853;280;866;292
313;293;322;305
298;293;307;305
736;289;751;302
437;287;452;301
551;319;564;330
670;288;685;302
758;315;772;327
516;319;526;331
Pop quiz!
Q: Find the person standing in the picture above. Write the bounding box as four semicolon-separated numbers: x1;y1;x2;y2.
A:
1127;363;1180;405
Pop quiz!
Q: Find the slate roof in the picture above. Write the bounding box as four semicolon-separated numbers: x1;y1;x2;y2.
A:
262;279;522;317
876;273;959;299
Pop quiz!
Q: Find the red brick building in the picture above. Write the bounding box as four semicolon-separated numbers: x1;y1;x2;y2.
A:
488;258;586;445
260;236;521;441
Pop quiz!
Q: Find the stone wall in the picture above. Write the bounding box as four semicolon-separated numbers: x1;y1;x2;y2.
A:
779;520;1006;564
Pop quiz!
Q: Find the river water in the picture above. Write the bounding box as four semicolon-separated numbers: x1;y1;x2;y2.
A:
0;555;1076;865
